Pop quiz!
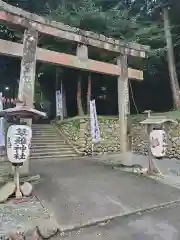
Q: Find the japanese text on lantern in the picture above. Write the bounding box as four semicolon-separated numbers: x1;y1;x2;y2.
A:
14;127;27;160
7;125;32;164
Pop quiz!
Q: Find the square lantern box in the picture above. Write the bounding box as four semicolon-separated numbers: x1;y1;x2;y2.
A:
140;115;177;174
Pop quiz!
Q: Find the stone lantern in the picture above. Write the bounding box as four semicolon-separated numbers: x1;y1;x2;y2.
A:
0;100;46;199
140;115;177;174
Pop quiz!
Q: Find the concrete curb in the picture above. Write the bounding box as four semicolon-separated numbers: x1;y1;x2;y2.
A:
58;198;180;233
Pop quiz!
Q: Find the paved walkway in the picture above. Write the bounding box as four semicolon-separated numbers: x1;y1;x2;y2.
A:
90;153;180;189
119;153;180;189
90;152;180;177
59;202;180;240
124;153;180;176
31;158;180;230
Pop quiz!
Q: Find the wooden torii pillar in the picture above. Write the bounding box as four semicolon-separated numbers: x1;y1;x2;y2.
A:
117;55;129;154
19;27;38;109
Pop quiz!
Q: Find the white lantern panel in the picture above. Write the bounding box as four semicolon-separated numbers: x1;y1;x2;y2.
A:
7;124;32;164
150;129;167;158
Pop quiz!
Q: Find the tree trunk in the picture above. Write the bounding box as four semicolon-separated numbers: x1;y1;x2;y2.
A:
77;75;84;116
163;7;180;109
87;73;92;115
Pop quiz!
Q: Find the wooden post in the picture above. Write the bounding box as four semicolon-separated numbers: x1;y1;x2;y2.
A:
117;55;129;154
76;44;88;116
76;44;88;149
17;27;38;173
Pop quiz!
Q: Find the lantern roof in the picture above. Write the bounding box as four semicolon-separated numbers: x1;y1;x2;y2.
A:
0;100;46;119
140;116;177;125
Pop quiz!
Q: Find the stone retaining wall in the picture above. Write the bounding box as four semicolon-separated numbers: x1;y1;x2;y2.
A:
56;116;180;159
56;116;121;155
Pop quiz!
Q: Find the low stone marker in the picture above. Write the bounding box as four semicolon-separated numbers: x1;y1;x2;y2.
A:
0;181;16;203
20;182;33;197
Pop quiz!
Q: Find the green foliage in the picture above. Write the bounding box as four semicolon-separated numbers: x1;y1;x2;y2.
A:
43;0;167;75
2;0;180;79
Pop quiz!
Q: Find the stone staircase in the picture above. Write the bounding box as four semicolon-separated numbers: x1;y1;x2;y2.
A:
30;124;78;160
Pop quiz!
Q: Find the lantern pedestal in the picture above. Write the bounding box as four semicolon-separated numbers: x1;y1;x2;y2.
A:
19;161;29;174
13;164;23;198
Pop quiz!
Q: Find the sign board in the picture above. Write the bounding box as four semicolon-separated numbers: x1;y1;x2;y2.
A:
90;99;101;143
56;90;63;117
150;129;167;158
0;92;5;147
7;125;32;164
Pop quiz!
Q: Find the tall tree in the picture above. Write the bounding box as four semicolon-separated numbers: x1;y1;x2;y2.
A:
77;76;84;116
162;6;180;109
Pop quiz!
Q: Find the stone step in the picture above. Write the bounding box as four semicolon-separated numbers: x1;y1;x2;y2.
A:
30;153;77;160
31;148;75;155
32;133;58;137
31;138;65;143
32;132;60;136
32;124;52;127
31;143;66;148
31;143;66;147
32;126;54;129
32;127;53;130
31;148;74;153
32;135;58;138
32;130;57;134
32;128;57;132
30;151;77;158
32;126;55;131
31;144;71;149
32;129;58;133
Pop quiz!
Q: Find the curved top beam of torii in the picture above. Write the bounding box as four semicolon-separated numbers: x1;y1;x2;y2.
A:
0;1;150;58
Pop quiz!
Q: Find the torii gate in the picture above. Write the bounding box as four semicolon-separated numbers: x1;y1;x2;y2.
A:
0;1;150;172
